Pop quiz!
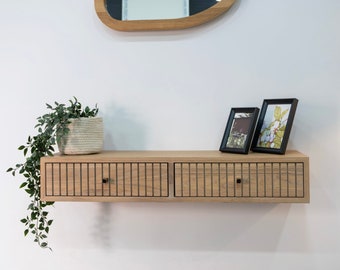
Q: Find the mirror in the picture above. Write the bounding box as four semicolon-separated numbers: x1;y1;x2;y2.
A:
95;0;236;31
107;0;219;21
120;0;190;21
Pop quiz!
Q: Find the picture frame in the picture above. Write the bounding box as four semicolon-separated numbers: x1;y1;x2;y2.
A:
251;98;298;154
219;107;260;154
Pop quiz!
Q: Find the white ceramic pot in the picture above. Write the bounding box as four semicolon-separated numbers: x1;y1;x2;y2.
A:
57;117;104;155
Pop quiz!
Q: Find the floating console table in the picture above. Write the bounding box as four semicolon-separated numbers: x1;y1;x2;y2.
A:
40;150;309;203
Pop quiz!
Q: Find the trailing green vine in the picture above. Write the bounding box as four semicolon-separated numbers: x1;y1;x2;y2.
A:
7;97;99;250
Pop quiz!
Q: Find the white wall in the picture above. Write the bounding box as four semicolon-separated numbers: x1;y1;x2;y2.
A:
1;0;339;269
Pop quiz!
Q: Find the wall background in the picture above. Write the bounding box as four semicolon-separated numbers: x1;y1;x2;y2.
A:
1;0;339;269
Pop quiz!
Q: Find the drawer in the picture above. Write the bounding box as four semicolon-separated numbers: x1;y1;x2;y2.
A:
42;162;169;198
174;162;305;198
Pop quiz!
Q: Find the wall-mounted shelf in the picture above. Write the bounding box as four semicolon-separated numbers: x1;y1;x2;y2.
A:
40;150;309;203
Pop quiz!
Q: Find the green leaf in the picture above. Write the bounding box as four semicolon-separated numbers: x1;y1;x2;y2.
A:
279;125;286;132
276;131;284;139
281;109;289;120
24;229;29;236
19;182;27;189
25;189;34;195
273;137;282;148
274;106;282;121
20;218;27;224
18;145;25;150
30;212;37;220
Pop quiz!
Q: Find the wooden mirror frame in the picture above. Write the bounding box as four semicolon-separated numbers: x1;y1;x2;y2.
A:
94;0;236;31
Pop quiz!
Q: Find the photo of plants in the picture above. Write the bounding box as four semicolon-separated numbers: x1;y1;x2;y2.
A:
256;104;291;149
226;112;253;149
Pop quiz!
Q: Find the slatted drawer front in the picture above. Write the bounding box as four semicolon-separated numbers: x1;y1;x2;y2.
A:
174;162;305;198
43;162;169;198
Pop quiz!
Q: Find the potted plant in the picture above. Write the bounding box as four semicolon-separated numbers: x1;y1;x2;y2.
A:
7;97;103;249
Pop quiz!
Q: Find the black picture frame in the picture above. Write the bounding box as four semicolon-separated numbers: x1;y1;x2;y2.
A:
219;107;260;154
251;98;298;154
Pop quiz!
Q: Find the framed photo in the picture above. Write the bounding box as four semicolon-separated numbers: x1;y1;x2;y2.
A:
219;107;260;154
251;98;298;154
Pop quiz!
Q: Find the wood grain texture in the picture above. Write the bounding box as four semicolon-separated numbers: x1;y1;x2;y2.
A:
94;0;236;31
41;150;309;203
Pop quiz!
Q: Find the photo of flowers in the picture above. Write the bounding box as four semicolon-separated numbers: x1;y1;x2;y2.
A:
251;98;298;154
220;107;259;154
